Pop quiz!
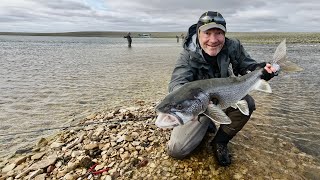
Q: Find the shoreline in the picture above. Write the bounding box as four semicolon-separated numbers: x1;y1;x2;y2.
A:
1;32;320;43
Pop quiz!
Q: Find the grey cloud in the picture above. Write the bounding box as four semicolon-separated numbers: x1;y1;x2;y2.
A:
29;0;91;10
1;0;320;32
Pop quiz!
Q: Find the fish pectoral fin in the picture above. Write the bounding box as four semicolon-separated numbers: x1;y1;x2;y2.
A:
254;79;272;93
234;100;249;116
203;104;232;124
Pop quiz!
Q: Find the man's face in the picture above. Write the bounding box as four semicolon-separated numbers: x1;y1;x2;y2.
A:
198;28;225;56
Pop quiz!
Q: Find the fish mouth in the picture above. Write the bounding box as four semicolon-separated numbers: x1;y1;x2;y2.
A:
155;110;196;128
155;113;181;128
170;112;185;125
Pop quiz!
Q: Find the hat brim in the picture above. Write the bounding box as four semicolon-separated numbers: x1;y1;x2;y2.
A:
199;23;226;32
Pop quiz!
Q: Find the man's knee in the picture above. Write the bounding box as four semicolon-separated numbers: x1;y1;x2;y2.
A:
166;141;191;159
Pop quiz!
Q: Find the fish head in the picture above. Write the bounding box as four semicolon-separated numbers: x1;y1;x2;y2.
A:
155;87;209;128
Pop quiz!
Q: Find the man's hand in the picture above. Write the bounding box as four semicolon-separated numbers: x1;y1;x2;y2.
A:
261;63;278;81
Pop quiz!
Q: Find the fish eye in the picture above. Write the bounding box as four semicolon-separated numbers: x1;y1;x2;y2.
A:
175;104;183;110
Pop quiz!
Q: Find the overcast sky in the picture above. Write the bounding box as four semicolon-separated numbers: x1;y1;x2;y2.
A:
1;0;319;33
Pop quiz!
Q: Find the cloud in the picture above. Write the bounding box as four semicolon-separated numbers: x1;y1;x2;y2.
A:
0;0;319;32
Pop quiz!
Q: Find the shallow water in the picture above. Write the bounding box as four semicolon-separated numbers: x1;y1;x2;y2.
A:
245;43;320;161
0;36;179;157
0;36;319;170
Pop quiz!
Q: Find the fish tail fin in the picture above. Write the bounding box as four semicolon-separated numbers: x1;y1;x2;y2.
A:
272;39;287;64
254;79;272;93
272;39;303;72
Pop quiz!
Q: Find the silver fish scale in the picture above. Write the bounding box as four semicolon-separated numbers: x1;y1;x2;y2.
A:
205;69;263;109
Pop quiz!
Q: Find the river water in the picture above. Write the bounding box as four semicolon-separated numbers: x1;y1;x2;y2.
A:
0;36;319;174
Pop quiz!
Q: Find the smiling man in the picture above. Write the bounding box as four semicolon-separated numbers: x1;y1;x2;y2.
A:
166;11;277;166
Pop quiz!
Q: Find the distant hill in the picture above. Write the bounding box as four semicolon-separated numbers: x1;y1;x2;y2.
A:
1;31;319;43
0;31;186;38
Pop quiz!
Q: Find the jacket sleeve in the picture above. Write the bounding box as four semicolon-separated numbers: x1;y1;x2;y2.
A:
168;50;195;92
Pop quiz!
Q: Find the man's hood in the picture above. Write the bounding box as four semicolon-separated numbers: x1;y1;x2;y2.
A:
183;24;203;60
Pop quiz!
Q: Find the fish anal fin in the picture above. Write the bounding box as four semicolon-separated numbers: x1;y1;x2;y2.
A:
254;79;272;93
235;100;249;116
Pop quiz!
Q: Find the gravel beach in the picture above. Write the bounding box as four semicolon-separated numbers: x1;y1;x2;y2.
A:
1;100;319;179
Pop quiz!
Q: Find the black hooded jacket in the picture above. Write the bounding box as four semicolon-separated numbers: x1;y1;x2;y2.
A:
168;24;262;92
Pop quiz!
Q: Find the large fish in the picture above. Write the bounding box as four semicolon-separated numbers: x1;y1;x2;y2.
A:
155;39;300;128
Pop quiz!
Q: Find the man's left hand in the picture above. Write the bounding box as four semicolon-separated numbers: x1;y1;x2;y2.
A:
261;63;278;81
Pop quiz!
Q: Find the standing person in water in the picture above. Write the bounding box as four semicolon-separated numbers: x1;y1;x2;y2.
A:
166;11;277;166
124;32;132;47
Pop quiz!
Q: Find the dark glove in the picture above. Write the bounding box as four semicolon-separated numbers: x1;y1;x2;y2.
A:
261;69;278;81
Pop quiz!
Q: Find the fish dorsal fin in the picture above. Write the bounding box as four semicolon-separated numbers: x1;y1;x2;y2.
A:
254;79;272;93
203;104;232;124
234;100;249;116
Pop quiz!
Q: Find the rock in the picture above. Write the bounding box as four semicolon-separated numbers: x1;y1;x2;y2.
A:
79;156;94;169
15;169;31;179
14;156;29;165
31;152;46;160
131;132;139;137
132;141;140;146
28;169;44;180
95;163;105;171
94;127;105;137
15;163;27;171
137;159;148;168
120;151;130;160
117;136;125;143
107;161;116;168
34;173;46;180
65;133;85;150
50;142;64;149
149;162;157;168
233;173;243;179
104;175;112;180
36;138;48;148
47;165;55;173
64;171;76;180
28;154;57;170
2;163;16;173
287;159;297;168
86;114;96;119
117;135;133;143
66;161;80;172
83;143;99;150
71;150;82;158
